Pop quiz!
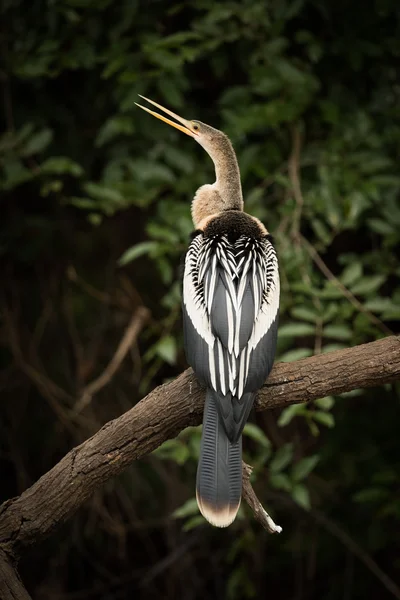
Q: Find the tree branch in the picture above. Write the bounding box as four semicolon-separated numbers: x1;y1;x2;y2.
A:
256;334;399;409
242;463;282;534
0;549;31;599
0;336;399;562
74;306;150;413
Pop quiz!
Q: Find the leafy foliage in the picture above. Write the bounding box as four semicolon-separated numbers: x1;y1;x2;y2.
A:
1;0;400;599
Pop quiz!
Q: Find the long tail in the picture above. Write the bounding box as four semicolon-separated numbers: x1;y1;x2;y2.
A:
196;389;242;527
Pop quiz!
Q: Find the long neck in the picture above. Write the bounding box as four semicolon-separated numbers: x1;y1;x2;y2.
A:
208;137;243;209
191;134;244;229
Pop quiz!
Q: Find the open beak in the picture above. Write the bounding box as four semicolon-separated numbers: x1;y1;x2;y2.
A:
135;95;198;137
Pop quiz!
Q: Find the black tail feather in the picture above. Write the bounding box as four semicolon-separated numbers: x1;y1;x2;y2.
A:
196;390;242;527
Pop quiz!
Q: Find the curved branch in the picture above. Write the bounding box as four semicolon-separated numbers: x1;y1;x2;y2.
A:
0;549;31;599
0;336;399;559
257;334;399;409
75;306;150;413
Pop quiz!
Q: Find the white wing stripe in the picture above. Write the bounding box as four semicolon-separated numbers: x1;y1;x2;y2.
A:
226;290;235;353
238;348;246;399
209;345;217;390
207;255;217;311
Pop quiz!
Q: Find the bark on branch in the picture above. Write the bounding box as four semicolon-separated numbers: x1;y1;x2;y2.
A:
0;335;399;587
0;549;31;599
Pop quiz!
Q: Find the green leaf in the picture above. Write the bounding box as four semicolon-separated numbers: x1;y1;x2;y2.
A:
315;396;335;411
20;128;53;156
153;438;178;458
279;348;313;362
1;159;34;190
308;420;320;437
84;182;125;206
172;498;199;519
40;179;63;196
146;222;180;244
278;404;306;427
347;191;370;223
96;116;135;147
69;197;98;210
41;156;84;176
129;159;175;183
278;323;315;338
364;297;395;313
319;282;345;299
156;255;174;285
311;218;332;245
118;241;160;265
183;515;205;531
243;423;271;449
153;439;189;465
367;218;395;235
88;213;102;226
155;335;177;365
382;306;400;320
339;388;363;398
313;411;335;428
353;488;389;504
269;473;292;492
323;324;353;340
321;303;339;323
290;282;321;297
291;307;319;323
350;275;386;296
292;483;310;509
292;455;319;482
340;262;363;287
173;444;190;465
270;443;293;473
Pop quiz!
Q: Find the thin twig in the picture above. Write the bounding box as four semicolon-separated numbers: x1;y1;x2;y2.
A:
75;307;149;413
287;124;324;352
1;301;75;427
67;267;137;311
242;463;282;534
288;124;303;234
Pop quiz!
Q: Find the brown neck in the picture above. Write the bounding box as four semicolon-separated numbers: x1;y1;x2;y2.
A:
191;132;244;228
207;136;243;210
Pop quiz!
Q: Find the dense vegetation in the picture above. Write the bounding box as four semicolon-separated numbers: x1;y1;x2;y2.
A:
1;0;399;598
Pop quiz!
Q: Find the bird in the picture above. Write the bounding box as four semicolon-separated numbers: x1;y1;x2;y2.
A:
136;96;280;527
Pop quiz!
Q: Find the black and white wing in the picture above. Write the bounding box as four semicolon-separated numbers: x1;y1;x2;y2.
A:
183;230;279;441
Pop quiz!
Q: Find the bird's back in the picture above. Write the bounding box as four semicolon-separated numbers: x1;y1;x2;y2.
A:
183;209;279;526
202;209;265;241
183;209;279;441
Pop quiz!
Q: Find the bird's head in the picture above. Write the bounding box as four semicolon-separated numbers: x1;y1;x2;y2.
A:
135;95;229;156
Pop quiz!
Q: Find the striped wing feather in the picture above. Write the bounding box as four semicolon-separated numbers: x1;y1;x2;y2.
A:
183;232;279;442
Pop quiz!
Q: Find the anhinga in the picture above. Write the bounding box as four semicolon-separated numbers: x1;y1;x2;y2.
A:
136;96;280;527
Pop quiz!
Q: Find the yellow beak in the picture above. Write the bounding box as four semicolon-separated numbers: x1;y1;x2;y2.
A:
135;95;198;137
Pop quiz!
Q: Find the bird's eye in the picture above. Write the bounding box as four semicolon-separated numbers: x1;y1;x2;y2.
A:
192;123;200;132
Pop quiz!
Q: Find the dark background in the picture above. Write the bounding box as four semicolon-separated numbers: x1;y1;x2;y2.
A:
1;0;400;598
